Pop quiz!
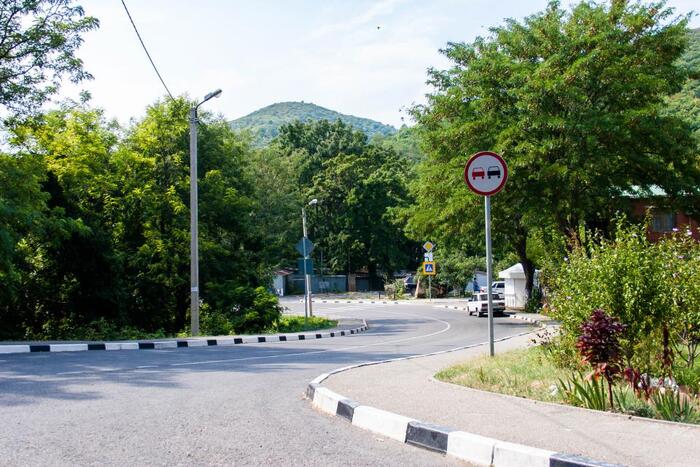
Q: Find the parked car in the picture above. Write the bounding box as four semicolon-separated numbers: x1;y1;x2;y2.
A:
466;293;506;317
492;280;505;299
479;281;505;299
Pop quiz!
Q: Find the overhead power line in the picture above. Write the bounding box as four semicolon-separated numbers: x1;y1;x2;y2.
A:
120;0;175;100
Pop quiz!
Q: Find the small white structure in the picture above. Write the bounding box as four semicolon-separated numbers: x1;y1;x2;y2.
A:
273;270;293;296
498;263;528;310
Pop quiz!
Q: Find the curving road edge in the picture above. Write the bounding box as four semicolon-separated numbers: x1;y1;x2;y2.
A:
305;321;623;467
0;320;369;355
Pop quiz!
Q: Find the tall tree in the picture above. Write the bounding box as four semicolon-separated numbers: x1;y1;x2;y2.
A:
0;0;98;114
309;144;410;282
1;104;118;338
271;119;414;282
410;0;700;296
114;98;259;331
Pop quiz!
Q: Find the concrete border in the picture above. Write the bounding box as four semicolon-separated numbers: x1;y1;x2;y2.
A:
305;325;623;467
0;321;369;356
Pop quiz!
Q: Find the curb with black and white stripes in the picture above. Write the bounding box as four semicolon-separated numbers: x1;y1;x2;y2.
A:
0;321;369;355
305;329;621;467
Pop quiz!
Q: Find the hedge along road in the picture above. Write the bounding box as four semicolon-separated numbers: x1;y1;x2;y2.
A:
0;300;531;466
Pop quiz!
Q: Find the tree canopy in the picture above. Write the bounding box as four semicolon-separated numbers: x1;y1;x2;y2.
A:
408;0;700;295
0;0;98;114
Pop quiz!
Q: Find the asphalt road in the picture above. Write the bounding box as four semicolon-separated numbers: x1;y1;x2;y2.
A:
0;300;530;466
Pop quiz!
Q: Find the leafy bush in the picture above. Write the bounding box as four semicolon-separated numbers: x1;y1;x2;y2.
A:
200;287;282;335
274;316;337;333
545;220;667;372
32;318;169;341
613;386;655;418
651;389;699;424
229;286;283;334
200;303;235;336
657;233;700;369
384;279;406;299
558;372;608;411
576;309;626;408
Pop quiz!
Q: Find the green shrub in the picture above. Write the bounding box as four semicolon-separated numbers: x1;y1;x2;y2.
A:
32;317;169;341
558;373;608;411
275;316;337;333
384;279;406;299
229;286;283;334
545;220;667;372
200;303;235;336
651;390;699;424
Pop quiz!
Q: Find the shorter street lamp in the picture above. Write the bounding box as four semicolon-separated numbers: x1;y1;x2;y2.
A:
190;88;222;336
302;198;318;318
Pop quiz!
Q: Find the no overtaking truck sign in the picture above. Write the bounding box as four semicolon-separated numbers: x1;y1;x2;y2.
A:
464;151;508;196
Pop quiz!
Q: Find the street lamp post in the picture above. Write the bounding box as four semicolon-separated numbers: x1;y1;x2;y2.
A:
302;198;318;317
190;88;222;336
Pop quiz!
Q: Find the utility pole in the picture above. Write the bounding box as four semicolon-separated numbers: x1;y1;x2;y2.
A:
189;89;222;336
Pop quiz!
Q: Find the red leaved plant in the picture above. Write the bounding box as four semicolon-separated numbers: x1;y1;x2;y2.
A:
576;309;626;409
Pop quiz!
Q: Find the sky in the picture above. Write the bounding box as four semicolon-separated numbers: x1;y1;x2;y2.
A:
63;0;700;128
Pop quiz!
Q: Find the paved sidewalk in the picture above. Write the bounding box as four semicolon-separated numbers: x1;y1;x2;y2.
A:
324;331;700;467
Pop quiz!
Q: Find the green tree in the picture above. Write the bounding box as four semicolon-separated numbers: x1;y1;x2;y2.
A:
309;144;411;282
270;120;414;283
0;104;118;338
275;119;366;186
0;0;98;114
114;97;261;331
244;145;303;270
0;152;48;337
409;0;700;297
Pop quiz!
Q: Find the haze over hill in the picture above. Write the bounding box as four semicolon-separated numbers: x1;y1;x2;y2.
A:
229;101;397;145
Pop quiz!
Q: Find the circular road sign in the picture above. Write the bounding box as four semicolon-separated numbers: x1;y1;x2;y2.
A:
464;151;508;196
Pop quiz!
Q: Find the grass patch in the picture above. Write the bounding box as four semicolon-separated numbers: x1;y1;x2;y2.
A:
435;346;567;403
271;316;338;333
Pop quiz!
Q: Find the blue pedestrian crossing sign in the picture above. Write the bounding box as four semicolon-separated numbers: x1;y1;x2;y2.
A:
297;258;314;274
423;261;436;275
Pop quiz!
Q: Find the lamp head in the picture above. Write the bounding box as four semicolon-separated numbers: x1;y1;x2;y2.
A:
308;198;318;206
203;89;222;101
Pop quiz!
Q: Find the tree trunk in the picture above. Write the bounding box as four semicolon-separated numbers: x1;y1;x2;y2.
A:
513;233;535;300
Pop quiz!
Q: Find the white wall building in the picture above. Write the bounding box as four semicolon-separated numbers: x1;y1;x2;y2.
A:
498;263;529;310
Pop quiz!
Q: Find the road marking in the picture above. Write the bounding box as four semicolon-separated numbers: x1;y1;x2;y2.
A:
3;305;529;380
170;310;451;367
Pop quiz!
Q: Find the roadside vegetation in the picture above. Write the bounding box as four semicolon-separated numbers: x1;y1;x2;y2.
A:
273;316;338;334
438;220;700;424
1;1;700;343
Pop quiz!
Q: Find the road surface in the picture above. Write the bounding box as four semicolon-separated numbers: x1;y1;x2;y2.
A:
0;300;529;466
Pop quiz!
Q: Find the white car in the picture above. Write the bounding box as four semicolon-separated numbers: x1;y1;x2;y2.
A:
492;281;505;299
467;293;506;317
480;281;505;299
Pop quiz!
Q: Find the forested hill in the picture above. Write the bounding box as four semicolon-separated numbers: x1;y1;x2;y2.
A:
229;101;397;145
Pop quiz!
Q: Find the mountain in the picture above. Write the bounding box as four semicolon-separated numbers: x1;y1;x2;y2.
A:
229;101;397;145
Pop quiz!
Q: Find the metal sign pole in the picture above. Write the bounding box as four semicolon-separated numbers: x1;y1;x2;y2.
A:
428;275;432;301
302;208;309;321
485;195;494;356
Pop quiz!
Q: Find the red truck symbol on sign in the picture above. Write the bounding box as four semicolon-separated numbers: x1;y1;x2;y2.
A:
471;167;485;179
